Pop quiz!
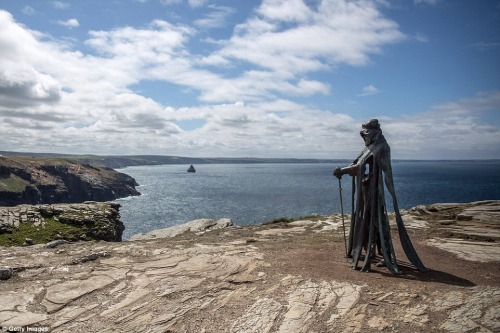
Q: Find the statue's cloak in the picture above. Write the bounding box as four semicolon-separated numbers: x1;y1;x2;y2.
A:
347;134;425;273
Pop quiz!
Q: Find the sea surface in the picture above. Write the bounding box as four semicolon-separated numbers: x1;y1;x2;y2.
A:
117;161;500;240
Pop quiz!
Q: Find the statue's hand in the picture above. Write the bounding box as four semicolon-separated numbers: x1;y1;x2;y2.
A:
333;167;342;179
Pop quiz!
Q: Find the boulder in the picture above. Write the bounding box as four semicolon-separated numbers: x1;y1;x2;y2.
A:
45;239;69;248
0;266;13;280
23;238;34;246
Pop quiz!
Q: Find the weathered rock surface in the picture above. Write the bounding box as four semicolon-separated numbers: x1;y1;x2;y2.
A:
406;200;500;263
0;202;124;246
129;218;233;240
0;201;498;332
0;156;140;206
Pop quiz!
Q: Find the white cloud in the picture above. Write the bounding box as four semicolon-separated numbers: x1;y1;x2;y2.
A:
431;91;500;116
160;0;182;5
187;0;208;8
0;67;61;107
0;11;63;108
383;91;500;159
160;0;205;7
210;0;405;79
52;1;70;10
194;0;404;102
195;5;235;29
57;18;79;28
413;32;428;43
358;85;381;96
85;20;193;57
469;42;500;51
257;0;312;23
22;6;35;16
414;0;440;5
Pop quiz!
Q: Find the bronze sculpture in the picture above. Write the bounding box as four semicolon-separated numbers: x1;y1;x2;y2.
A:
334;119;425;274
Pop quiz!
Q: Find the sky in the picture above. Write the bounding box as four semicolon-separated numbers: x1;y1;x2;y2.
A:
0;0;499;159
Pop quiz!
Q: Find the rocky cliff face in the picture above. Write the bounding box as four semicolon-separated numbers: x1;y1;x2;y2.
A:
0;202;124;246
0;156;140;206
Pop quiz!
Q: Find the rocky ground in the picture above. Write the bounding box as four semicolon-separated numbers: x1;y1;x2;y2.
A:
0;201;499;333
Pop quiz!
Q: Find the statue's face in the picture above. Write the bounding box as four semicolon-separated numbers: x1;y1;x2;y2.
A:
360;126;378;146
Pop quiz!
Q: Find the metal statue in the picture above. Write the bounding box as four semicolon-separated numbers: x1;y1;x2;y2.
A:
334;119;425;274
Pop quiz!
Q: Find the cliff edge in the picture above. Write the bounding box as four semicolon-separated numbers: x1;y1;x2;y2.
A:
0;156;140;206
0;201;498;332
0;202;124;246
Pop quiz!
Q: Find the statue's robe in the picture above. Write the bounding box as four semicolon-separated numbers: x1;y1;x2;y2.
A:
345;134;425;273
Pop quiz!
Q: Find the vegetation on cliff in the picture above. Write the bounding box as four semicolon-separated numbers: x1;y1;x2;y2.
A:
0;156;140;206
0;202;124;246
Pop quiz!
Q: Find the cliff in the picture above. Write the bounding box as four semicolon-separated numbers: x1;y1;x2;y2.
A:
0;201;498;332
0;156;140;206
0;202;124;246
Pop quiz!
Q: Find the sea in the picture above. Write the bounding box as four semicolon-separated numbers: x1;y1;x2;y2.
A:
116;161;500;240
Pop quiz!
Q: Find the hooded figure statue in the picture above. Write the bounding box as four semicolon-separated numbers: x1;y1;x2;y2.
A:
333;119;425;274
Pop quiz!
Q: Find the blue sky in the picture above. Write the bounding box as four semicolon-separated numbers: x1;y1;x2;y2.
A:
0;0;499;159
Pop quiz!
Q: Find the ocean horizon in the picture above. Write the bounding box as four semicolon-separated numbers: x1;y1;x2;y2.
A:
117;160;500;240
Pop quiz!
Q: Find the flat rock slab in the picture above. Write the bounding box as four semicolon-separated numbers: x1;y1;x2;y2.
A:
129;218;233;240
427;238;500;262
410;200;500;261
42;275;115;313
0;287;47;327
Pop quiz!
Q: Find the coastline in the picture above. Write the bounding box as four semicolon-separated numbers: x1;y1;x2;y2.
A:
2;150;499;169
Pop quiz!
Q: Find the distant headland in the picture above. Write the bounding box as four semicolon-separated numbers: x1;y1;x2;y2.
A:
0;155;140;207
1;151;496;170
0;151;349;169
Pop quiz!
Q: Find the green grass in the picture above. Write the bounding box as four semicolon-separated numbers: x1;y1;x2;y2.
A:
263;217;295;225
262;214;327;225
0;218;86;246
0;175;29;192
